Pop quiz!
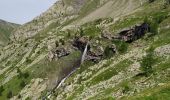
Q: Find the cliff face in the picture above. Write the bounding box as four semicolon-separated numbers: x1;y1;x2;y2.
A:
0;0;170;100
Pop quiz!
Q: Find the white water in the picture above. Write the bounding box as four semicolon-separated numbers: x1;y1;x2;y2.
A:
45;43;89;99
81;43;88;64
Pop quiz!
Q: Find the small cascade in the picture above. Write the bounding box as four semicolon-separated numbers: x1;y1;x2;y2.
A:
81;43;88;64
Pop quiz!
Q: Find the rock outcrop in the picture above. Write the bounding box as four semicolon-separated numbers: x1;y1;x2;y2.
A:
117;23;150;42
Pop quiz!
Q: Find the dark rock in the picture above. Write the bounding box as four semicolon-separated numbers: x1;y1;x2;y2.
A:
85;46;104;62
73;36;90;52
55;47;70;58
118;23;150;43
47;47;70;61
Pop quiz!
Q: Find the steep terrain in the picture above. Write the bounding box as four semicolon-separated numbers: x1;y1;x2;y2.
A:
0;0;170;100
0;19;19;46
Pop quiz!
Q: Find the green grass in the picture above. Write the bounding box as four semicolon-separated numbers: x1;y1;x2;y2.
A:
123;83;170;100
151;28;170;49
82;24;101;38
79;0;100;18
66;85;84;100
33;21;60;41
89;60;132;86
0;72;32;100
109;17;143;33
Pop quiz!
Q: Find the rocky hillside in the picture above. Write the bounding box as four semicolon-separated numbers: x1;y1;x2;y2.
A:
0;19;19;46
0;0;170;100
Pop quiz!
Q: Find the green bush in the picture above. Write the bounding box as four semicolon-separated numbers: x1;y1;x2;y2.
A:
149;22;159;35
144;17;158;35
59;39;65;45
104;46;115;59
113;40;128;54
153;12;168;24
17;68;23;78
26;57;32;64
121;81;131;93
55;41;59;47
23;72;29;79
140;47;155;76
20;80;26;88
144;12;168;35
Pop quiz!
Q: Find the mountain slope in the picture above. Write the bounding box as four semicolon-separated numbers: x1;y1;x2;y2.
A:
0;0;170;100
0;19;19;46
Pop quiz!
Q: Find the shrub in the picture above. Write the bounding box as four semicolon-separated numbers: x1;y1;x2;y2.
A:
7;91;13;98
140;47;155;76
26;57;32;64
23;72;29;79
55;41;59;47
20;80;26;88
113;40;128;54
59;39;65;45
104;46;115;58
17;68;23;78
153;12;168;24
121;81;130;93
144;16;158;35
149;22;159;35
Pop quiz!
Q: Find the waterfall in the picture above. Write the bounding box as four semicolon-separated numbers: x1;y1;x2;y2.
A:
44;43;89;99
81;43;88;64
